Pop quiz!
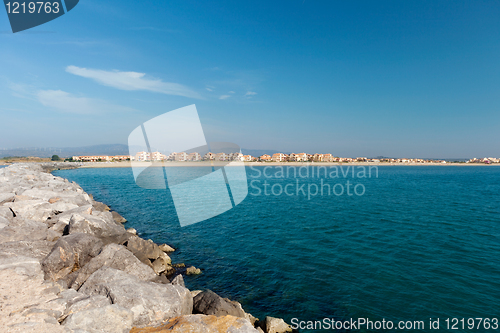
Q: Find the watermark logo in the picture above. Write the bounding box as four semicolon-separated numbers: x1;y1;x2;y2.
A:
128;104;248;227
3;0;79;33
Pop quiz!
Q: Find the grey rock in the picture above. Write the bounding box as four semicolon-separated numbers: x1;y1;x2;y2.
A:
50;201;79;214
91;201;110;212
126;236;162;260
126;228;137;235
186;266;202;275
41;233;104;281
155;314;260;333
0;206;14;219
171;274;185;287
68;213;126;239
4;200;55;222
79;266;193;327
0;240;55;260
0;255;42;278
70;243;157;290
0;216;9;229
193;290;246;318
111;211;127;223
263;317;293;333
159;243;175;252
62;304;133;333
0;193;15;205
153;251;174;276
0;217;50;243
60;294;111;322
50;205;93;227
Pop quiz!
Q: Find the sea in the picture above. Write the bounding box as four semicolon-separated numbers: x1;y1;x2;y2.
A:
54;165;500;332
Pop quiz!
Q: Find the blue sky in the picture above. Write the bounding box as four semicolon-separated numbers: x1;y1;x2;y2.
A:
1;0;499;158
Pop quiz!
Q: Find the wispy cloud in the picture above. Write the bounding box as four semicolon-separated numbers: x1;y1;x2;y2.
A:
245;91;257;96
37;90;135;114
219;95;231;100
66;66;201;99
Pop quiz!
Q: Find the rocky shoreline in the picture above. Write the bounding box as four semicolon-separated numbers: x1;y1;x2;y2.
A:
0;163;295;333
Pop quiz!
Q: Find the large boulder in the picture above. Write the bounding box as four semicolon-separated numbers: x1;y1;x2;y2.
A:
69;243;158;290
0;217;50;243
127;236;162;260
262;317;293;333
41;233;104;281
49;204;93;226
0;193;15;205
0;240;55;260
62;304;134;333
67;213;126;239
129;314;260;333
4;200;55;222
59;294;111;322
0;206;14;219
79;266;193;327
92;200;110;212
111;211;127;223
151;252;173;275
193;290;247;318
0;216;9;230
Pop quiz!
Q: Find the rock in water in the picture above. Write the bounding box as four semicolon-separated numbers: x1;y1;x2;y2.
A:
193;290;246;318
159;243;175;252
263;317;293;333
112;211;127;223
127;235;162;260
186;266;202;275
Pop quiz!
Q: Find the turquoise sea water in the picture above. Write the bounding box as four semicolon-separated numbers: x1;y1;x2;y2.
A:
54;166;500;332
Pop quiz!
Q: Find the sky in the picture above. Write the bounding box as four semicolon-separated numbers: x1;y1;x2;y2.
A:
1;0;499;158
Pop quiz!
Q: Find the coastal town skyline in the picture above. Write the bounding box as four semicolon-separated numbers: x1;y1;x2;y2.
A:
70;151;500;164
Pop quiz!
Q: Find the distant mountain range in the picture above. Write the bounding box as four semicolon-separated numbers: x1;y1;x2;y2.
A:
0;144;290;159
0;144;130;158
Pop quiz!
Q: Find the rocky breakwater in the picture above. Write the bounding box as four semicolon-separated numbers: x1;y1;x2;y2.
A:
0;163;295;333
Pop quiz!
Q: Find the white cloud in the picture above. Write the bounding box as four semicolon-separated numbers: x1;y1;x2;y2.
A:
66;66;200;99
219;95;231;100
245;91;257;96
37;90;135;114
229;91;235;94
206;87;214;92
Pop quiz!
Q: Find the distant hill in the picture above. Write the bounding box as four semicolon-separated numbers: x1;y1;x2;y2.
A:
240;149;291;157
0;144;129;158
0;144;288;159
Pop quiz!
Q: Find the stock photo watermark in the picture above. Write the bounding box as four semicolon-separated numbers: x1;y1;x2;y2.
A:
249;164;379;200
3;0;79;33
